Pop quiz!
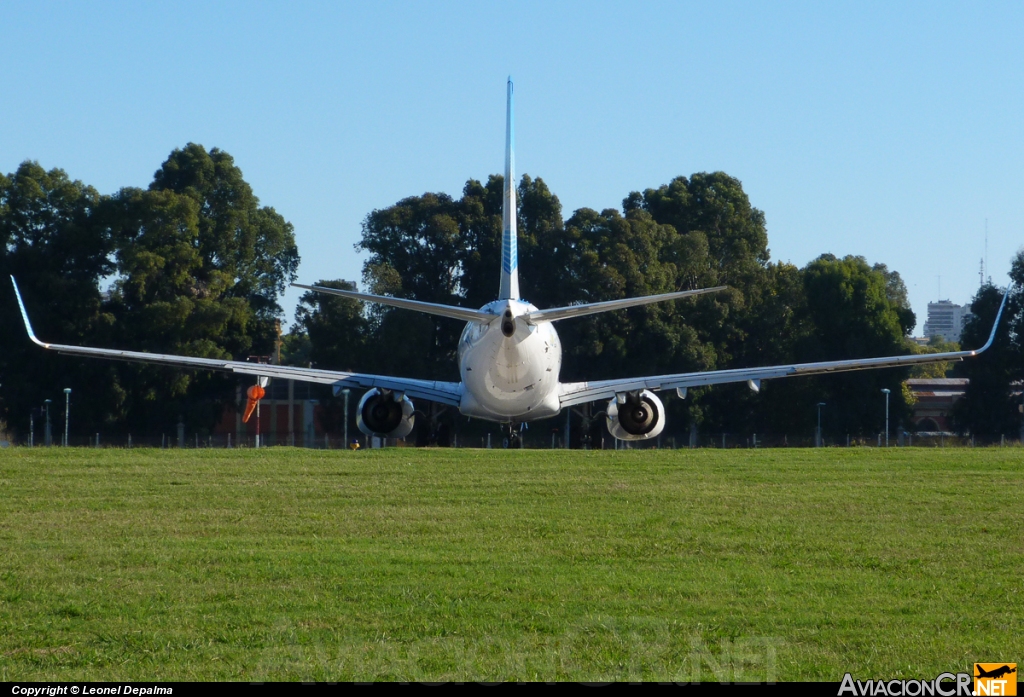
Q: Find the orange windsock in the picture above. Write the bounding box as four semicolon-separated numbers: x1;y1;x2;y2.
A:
242;384;266;423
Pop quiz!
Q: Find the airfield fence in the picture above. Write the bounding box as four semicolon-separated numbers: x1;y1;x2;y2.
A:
10;431;1023;449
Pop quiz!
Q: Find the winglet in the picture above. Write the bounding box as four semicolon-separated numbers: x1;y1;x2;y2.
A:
972;285;1012;355
10;276;48;348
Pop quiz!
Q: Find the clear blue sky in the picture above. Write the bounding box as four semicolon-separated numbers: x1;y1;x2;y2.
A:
3;1;1022;334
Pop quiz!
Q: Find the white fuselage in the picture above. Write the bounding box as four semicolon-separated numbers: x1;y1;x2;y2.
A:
457;299;562;422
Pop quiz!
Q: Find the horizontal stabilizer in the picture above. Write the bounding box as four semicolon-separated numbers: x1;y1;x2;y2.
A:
526;286;727;324
291;284;496;323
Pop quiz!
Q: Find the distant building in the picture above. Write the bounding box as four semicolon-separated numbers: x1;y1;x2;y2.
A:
905;378;968;433
923;300;970;343
905;378;1023;435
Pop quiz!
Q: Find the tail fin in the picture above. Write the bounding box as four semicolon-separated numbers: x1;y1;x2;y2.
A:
499;77;520;300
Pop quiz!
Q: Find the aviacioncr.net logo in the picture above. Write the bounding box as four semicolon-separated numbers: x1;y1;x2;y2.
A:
974;663;1017;696
838;672;973;696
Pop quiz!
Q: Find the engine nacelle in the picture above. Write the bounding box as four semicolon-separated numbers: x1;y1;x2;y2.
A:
356;388;415;439
606;389;666;441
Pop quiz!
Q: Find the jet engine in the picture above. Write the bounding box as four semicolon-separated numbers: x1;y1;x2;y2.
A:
356;388;415;439
605;389;666;441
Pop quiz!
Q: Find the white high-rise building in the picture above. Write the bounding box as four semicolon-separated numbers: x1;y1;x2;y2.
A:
923;300;969;343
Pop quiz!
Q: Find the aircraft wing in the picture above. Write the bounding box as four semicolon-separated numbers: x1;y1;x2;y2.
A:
11;277;463;407
559;288;1009;408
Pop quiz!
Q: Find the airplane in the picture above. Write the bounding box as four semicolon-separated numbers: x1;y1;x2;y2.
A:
10;79;1010;447
975;665;1016;680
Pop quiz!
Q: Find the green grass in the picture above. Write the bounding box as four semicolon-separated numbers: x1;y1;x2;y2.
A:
0;447;1021;681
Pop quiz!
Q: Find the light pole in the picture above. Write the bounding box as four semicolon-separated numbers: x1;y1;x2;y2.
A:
44;399;52;446
881;388;890;447
1019;388;1024;445
816;402;826;447
342;388;350;449
63;388;71;447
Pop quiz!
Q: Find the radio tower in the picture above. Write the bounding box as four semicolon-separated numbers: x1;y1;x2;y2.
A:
984;218;990;285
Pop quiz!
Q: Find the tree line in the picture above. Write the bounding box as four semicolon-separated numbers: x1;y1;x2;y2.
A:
0;146;298;437
2;146;1022;443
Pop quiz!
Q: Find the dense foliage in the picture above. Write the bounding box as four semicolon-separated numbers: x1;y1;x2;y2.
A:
3;153;1020;443
952;254;1024;437
0;147;299;437
297;171;956;442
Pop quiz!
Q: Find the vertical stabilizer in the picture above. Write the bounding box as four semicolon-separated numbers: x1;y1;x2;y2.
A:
499;78;520;300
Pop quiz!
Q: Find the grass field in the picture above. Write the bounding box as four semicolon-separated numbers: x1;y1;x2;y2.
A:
0;447;1021;681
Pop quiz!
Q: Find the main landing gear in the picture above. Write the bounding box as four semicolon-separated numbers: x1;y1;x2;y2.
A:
502;422;525;449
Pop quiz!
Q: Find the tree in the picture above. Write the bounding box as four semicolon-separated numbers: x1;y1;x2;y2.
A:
795;255;915;437
719;261;812;436
100;186;254;432
621;172;776;435
0;146;301;440
554;205;712;384
357;191;466;379
1010;251;1024;440
872;262;916;336
355;175;567;381
952;282;1018;437
0;162;118;436
908;336;960;380
99;145;300;434
293;279;369;371
320;170;926;445
628;172;769;287
150;144;300;355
